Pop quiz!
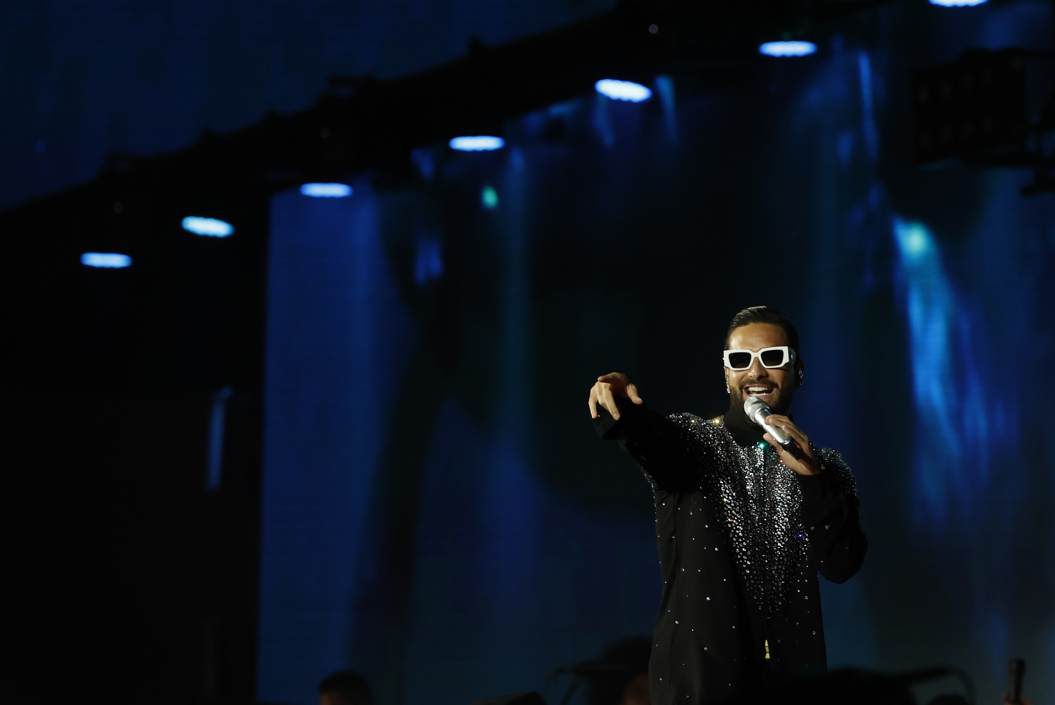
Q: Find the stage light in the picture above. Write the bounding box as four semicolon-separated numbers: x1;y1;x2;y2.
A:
481;185;499;209
449;136;505;151
300;183;353;198
929;0;985;5
759;41;817;57
82;252;131;268
594;79;652;102
182;216;234;237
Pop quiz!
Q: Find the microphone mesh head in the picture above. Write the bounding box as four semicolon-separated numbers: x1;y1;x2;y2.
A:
743;397;770;426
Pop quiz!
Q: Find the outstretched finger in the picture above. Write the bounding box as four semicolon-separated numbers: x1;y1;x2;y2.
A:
588;386;599;418
601;385;621;420
627;383;644;405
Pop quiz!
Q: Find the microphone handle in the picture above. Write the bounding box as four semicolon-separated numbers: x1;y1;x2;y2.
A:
758;412;804;460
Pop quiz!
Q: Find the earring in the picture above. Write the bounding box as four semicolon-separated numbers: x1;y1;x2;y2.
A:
725;380;731;394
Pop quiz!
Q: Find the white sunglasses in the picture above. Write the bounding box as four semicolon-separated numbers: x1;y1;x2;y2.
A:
723;346;796;370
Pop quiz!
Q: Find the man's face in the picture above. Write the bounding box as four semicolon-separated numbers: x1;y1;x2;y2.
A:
725;323;800;416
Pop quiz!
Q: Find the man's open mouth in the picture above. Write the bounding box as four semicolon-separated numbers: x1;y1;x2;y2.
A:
745;386;775;397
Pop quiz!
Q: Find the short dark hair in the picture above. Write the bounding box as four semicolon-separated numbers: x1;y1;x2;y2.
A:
319;671;373;705
724;306;801;359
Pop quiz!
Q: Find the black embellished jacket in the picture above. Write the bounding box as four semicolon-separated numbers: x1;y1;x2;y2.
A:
594;399;867;705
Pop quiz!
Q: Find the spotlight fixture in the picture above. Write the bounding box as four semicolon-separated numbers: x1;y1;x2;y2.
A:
929;0;986;6
182;216;234;237
300;183;353;198
759;41;817;57
82;252;132;268
449;136;505;151
594;79;652;102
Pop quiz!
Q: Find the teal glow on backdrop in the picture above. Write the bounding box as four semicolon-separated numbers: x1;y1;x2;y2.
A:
893;217;1020;528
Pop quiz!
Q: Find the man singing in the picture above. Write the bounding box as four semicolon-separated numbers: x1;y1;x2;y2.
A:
588;306;867;704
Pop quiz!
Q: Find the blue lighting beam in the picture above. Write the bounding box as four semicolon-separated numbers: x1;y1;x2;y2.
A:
449;136;505;152
82;252;131;268
182;216;234;237
300;183;353;198
594;79;652;103
759;41;818;57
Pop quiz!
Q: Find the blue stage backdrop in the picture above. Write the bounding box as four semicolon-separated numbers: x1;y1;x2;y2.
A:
258;4;1054;705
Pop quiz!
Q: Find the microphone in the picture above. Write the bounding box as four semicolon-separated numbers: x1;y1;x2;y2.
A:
743;397;803;459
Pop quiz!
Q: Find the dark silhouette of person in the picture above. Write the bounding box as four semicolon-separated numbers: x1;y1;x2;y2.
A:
318;670;373;705
585;637;652;705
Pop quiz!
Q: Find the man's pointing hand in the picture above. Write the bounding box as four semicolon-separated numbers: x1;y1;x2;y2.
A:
588;372;644;420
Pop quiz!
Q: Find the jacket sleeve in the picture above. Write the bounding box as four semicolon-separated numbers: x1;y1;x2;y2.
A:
796;447;868;584
592;396;700;492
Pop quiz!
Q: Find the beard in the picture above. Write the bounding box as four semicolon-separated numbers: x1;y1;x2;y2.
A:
729;383;795;416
